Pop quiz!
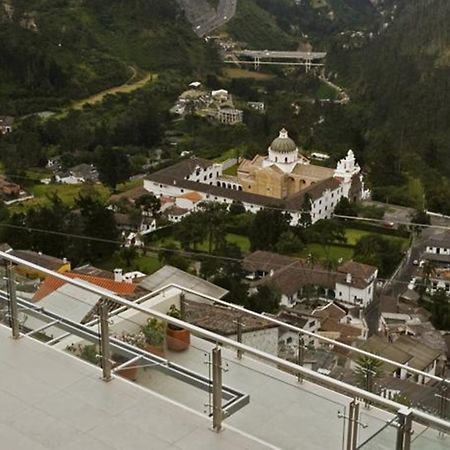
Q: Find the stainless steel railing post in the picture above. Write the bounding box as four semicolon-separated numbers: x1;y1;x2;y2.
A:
396;408;413;450
212;346;223;432
99;300;112;382
5;262;19;339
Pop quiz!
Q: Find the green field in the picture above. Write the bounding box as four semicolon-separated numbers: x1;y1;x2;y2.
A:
223;164;238;176
297;243;354;262
9;183;111;213
295;228;410;263
134;254;163;274
154;233;250;254
345;228;409;249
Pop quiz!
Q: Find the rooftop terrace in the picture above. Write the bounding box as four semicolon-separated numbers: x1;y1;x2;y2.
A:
0;250;449;449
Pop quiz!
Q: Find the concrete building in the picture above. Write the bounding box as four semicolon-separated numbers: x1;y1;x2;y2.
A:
243;251;378;308
144;135;368;225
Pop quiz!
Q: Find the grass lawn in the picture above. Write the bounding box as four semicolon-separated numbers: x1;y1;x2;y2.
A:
222;68;274;80
226;233;251;252
115;178;143;193
296;243;354;262
345;228;410;250
9;183;111;213
154;233;250;254
214;148;240;163
223;164;238;176
134;254;163;274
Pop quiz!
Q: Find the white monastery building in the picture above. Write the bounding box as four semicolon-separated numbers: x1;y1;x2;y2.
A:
144;128;369;225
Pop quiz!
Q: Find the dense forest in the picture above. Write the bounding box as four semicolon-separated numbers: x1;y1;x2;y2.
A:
235;0;450;214
0;0;220;114
329;0;450;213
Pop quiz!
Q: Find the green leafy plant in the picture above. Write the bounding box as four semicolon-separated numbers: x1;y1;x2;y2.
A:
141;318;165;346
166;304;183;330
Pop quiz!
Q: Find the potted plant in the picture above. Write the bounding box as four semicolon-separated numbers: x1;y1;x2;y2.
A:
141;318;166;357
113;331;146;382
67;343;99;365
166;304;190;352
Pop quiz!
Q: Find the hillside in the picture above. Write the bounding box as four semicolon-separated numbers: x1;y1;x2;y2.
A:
225;0;381;49
328;0;450;212
0;0;220;114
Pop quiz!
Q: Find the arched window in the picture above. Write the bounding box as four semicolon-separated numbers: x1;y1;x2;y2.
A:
275;157;278;163
285;157;288;163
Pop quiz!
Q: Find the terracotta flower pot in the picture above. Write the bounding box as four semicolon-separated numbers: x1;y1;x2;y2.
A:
167;327;190;352
145;344;165;358
113;358;139;382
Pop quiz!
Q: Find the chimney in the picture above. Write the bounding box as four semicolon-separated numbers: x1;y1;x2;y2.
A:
114;268;123;283
124;274;133;284
62;257;67;264
346;272;352;284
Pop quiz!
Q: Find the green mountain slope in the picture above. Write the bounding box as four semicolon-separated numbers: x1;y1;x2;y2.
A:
329;0;450;212
0;0;219;114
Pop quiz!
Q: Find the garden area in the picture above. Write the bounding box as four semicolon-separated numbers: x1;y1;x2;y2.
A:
296;227;410;265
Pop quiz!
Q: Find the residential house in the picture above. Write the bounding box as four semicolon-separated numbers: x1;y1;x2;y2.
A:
9;250;71;279
334;261;378;308
275;307;321;349
184;299;279;355
138;265;229;300
357;335;444;384
243;251;378;308
56;163;98;184
0;116;14;134
313;302;369;341
33;270;139;302
0;176;21;197
423;231;450;266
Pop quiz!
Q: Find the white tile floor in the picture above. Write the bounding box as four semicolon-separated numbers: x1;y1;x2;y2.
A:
0;326;273;450
1;325;447;450
138;336;448;450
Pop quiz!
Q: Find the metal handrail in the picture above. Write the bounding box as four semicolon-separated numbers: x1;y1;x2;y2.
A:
1;251;449;434
133;283;450;389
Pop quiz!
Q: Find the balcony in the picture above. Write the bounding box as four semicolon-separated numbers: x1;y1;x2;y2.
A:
0;251;449;449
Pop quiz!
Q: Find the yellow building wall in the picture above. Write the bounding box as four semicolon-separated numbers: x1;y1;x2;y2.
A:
17;262;71;279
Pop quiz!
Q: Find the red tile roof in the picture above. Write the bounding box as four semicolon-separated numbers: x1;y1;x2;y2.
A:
33;272;137;301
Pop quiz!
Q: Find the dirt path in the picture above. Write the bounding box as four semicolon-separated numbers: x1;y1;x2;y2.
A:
71;67;156;110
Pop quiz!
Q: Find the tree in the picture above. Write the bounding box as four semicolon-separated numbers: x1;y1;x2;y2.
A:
75;194;119;262
158;243;189;272
174;214;206;251
298;193;312;228
229;201;246;216
430;289;450;330
276;230;304;255
354;234;403;278
197;202;228;254
353;355;384;392
135;194;161;217
119;246;137;268
247;285;281;314
334;197;358;217
249;208;291;251
95;146;131;189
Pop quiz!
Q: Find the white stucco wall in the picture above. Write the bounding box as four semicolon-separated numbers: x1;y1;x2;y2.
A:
229;327;279;356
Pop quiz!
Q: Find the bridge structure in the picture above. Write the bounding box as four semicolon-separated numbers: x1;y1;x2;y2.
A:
225;49;327;71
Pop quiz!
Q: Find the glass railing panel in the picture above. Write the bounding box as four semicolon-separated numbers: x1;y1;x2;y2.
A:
357;414;398;449
105;314;225;417
411;427;449;450
220;350;350;450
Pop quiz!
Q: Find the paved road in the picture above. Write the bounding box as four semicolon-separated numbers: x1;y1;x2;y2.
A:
177;0;237;36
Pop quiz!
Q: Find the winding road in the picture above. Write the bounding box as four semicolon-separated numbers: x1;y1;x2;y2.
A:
72;67;155;110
